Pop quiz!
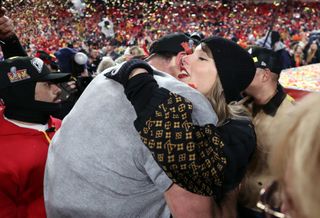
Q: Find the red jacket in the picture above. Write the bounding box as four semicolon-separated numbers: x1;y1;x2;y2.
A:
0;106;61;218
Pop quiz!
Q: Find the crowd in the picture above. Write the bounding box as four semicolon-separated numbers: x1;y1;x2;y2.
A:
1;0;320;69
0;1;320;218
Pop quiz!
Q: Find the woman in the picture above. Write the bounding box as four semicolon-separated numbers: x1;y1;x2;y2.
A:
304;40;320;65
291;43;305;67
106;36;257;201
266;93;320;218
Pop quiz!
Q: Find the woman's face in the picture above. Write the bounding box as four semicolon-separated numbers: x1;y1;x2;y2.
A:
178;45;217;96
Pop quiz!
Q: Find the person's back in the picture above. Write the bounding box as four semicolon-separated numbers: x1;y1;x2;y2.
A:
45;73;170;217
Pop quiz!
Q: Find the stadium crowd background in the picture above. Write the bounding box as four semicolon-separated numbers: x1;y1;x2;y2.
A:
2;0;320;72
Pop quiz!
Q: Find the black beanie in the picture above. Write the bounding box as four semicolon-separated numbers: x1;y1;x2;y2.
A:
202;37;256;103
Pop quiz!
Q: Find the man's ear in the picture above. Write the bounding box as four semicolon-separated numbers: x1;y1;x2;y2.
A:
175;51;187;70
261;68;271;82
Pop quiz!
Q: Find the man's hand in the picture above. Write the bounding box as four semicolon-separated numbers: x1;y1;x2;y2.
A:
0;8;15;40
104;59;153;86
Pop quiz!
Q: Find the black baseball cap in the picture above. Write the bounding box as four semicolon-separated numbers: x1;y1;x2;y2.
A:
247;46;283;74
0;56;70;89
149;33;193;55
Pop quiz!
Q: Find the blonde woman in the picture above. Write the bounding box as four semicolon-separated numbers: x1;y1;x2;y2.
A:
106;37;257;202
267;93;320;218
96;56;115;75
114;46;145;64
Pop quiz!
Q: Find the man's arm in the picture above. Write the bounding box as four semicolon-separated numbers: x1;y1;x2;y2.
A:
0;7;28;58
165;184;217;218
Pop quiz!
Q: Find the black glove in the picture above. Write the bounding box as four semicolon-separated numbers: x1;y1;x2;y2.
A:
104;59;153;87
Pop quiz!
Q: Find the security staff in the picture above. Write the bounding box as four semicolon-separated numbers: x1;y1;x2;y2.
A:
239;46;295;217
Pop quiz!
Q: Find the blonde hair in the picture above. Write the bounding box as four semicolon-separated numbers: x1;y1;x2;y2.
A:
115;46;145;64
207;79;251;126
202;43;251;126
96;56;116;74
269;93;320;218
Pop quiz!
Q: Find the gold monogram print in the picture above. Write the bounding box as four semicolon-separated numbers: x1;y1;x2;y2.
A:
139;92;227;197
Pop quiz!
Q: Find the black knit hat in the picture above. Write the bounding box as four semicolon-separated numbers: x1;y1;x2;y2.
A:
247;46;283;74
149;33;193;55
202;37;256;103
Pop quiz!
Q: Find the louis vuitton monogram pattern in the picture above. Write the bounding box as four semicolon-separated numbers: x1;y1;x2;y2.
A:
139;92;227;197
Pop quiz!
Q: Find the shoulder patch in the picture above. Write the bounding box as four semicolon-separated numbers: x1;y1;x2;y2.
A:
7;67;30;83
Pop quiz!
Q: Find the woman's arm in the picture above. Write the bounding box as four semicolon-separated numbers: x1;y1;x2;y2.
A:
128;75;227;199
105;60;256;201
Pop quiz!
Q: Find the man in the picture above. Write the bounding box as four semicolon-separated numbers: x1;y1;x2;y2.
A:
44;33;218;217
102;37;120;60
238;46;295;217
54;47;92;119
0;56;70;217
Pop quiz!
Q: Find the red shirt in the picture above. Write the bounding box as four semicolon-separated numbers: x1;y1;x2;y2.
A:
0;106;61;218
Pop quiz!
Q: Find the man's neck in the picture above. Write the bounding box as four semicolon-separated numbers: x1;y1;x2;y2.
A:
148;57;171;74
148;58;167;72
253;83;278;105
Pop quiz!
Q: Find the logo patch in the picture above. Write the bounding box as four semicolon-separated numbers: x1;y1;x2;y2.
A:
31;58;44;73
261;61;267;67
7;67;30;83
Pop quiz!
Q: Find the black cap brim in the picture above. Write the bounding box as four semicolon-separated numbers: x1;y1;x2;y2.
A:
37;72;71;83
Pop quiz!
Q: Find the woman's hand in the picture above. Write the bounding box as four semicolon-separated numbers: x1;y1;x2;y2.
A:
0;8;15;40
104;59;153;86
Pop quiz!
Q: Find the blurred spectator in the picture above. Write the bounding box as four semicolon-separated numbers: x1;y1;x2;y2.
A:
54;47;92;118
115;45;145;64
291;43;305;67
104;38;120;60
96;56;115;74
270;31;293;69
35;50;58;71
304;40;320;65
87;48;101;74
267;93;320;218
